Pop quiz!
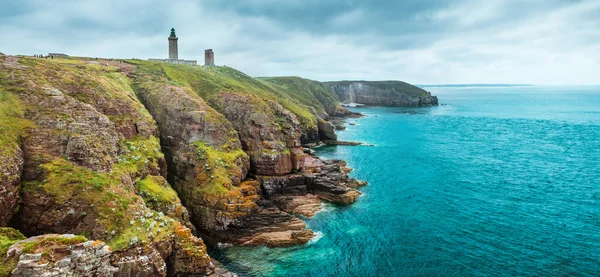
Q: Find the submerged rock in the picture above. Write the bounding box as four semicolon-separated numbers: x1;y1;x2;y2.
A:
322;140;363;146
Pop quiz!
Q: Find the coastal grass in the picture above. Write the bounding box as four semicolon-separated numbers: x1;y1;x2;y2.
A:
18;235;88;255
260;76;341;115
193;141;248;195
0;57;35;158
0;228;26;277
34;133;174;251
129;60;318;129
3;57;181;251
136;175;179;205
0;89;34;157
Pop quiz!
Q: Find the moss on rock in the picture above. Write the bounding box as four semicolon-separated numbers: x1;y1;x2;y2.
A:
0;228;26;276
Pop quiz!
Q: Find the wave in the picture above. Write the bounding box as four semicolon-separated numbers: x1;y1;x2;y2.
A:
308;231;324;244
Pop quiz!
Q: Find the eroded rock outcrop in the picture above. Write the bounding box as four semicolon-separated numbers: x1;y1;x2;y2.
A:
317;118;337;141
5;233;117;277
131;70;313;247
130;64;368;248
259;154;363;205
209;93;306;176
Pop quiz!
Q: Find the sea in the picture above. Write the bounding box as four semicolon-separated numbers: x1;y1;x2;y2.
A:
209;86;600;276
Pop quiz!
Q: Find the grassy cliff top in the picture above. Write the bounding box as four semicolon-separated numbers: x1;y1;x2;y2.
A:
325;80;430;97
259;76;341;115
128;60;318;129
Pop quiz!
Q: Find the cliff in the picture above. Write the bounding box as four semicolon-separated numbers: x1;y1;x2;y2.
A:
0;55;364;276
0;53;435;276
258;76;356;118
0;55;215;276
327;80;438;106
260;78;439;108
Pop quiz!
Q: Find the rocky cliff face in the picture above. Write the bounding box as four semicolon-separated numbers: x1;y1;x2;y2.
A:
328;81;438;106
209;93;304;176
131;61;362;248
0;56;220;276
0;55;433;276
6;233;117;277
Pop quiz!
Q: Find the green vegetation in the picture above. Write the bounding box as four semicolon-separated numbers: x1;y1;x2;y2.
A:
136;175;178;205
0;228;26;276
107;210;177;251
193;141;248;195
325;80;429;97
0;228;26;251
260;76;341;115
36;157;138;227
0;229;89;276
0;228;26;254
129;60;318;129
17;235;88;254
0;58;34;158
2;56;181;251
0;90;33;157
114;135;165;178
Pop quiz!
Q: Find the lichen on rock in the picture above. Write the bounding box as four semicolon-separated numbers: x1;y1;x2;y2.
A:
4;232;117;277
0;56;218;276
0;54;375;275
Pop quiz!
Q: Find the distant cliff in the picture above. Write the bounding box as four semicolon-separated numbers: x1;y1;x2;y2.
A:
259;76;353;118
327;80;438;107
260;78;439;109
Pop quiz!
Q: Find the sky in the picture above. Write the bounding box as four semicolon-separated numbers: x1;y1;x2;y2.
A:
0;0;599;85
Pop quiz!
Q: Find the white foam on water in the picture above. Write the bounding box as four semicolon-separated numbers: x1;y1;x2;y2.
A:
217;242;233;249
308;231;324;244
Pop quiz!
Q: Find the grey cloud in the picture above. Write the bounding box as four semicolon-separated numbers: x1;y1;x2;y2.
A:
0;0;599;84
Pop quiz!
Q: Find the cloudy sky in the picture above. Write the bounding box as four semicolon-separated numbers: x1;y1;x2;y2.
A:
1;0;599;84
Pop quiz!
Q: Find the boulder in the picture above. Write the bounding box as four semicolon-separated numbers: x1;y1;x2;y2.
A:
317;118;337;141
6;234;118;277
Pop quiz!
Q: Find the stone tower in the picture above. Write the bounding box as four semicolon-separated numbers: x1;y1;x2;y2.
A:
205;49;214;66
168;28;178;60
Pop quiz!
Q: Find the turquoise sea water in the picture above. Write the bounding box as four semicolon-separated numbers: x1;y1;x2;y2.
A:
210;86;600;276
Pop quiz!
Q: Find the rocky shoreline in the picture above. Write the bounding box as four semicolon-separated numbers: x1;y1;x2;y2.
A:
0;54;436;276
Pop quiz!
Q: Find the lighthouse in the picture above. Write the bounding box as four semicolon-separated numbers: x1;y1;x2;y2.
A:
149;28;197;65
168;28;178;60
